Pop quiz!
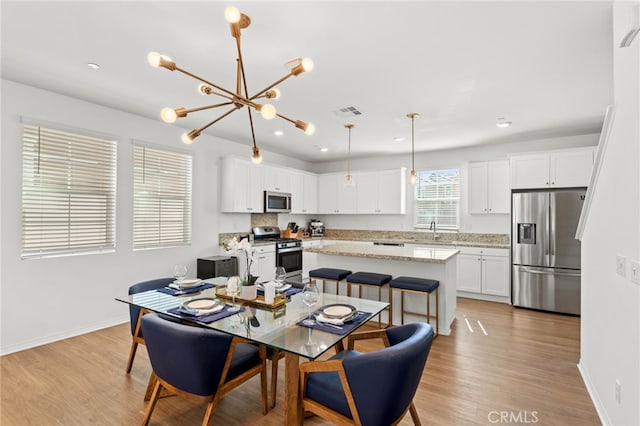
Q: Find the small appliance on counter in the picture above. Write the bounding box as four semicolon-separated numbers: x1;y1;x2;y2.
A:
309;220;324;237
197;256;238;280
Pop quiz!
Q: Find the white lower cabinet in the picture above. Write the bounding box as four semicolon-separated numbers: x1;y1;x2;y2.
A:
302;239;323;281
250;245;276;283
457;247;510;301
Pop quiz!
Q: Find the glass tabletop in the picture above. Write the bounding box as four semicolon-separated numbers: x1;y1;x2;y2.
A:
116;286;388;360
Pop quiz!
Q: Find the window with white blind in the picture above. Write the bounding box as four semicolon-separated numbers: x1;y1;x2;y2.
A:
414;168;460;231
21;123;117;258
133;144;192;249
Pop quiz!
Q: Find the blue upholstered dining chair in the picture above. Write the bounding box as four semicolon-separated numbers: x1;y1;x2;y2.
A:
140;314;268;425
299;322;434;426
125;277;175;373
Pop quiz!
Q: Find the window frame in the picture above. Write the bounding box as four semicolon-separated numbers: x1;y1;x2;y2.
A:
413;168;461;232
132;142;193;250
21;121;118;259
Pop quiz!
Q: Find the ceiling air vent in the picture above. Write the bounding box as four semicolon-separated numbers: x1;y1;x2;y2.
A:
333;106;363;117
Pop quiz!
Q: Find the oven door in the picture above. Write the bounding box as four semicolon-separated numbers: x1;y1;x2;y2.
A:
276;247;302;278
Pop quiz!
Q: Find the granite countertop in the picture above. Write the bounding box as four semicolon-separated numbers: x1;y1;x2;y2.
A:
304;243;460;264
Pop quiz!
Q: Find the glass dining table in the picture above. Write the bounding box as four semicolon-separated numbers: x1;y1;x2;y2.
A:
116;285;388;425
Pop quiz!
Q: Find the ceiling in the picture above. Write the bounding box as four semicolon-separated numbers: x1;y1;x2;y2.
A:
1;1;613;163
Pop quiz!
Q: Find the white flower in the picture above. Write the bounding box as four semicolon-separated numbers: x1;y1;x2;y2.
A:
224;236;256;279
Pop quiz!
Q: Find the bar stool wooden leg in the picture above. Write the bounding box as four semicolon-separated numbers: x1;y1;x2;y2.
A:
388;287;393;328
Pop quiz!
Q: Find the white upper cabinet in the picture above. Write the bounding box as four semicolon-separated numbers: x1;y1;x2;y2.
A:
291;172;318;214
510;147;595;189
262;165;292;193
318;173;357;214
356;169;406;214
220;157;263;213
468;160;509;214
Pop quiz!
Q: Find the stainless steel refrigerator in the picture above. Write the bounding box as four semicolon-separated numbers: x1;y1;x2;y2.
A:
511;189;585;315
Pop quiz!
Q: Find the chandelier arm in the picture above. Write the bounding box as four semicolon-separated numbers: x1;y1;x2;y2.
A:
184;102;235;115
195;106;241;133
175;66;242;102
275;112;296;125
246;106;258;148
249;73;294;100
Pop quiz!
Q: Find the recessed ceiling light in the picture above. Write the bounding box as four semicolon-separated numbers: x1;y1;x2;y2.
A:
393;137;405;142
273;130;284;136
496;118;512;128
87;62;100;70
320;147;328;152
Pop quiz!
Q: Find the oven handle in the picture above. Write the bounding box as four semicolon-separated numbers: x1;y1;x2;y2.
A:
278;247;303;254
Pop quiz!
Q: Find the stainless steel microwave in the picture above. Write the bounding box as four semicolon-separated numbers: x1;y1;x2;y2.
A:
264;191;291;213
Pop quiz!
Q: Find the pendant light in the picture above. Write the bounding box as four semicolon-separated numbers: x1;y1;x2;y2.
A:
407;113;419;185
344;124;355;186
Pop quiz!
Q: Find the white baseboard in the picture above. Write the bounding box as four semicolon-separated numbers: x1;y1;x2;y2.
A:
0;315;128;356
577;359;610;425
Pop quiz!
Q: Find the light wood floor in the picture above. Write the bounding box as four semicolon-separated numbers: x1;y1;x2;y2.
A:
1;298;600;425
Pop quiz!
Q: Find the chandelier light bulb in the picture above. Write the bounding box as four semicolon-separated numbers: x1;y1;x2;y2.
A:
410;170;417;185
198;83;213;95
181;129;200;145
259;104;277;120
266;88;281;99
225;6;241;23
147;51;162;67
304;122;316;136
251;146;262;164
160;107;178;123
301;58;314;73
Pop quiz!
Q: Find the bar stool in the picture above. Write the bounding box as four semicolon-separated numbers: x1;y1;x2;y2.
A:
346;272;392;328
308;268;352;295
389;276;439;334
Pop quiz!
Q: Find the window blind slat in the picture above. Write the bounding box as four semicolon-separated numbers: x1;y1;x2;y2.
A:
21;124;117;258
133;144;192;249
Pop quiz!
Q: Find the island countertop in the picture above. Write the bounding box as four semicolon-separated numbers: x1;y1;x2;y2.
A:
304;243;459;263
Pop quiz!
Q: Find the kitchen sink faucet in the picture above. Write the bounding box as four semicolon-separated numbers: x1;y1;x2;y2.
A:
430;220;439;240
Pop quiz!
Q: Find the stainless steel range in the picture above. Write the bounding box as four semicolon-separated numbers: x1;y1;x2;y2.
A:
252;226;303;282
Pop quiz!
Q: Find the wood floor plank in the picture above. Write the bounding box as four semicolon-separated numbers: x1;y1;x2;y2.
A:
1;298;599;425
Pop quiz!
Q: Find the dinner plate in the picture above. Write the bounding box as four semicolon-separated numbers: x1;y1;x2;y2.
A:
174;278;202;289
322;304;356;319
182;297;219;311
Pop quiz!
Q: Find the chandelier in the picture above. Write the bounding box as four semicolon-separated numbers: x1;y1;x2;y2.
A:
147;6;316;164
407;113;419;185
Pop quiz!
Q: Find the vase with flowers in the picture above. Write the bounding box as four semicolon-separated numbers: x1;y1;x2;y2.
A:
224;236;259;299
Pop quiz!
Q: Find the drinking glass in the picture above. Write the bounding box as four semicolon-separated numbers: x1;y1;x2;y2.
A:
226;276;240;312
274;266;286;287
302;282;319;326
173;264;187;284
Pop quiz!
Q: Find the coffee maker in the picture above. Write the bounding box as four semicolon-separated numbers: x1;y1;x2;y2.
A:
309;220;324;237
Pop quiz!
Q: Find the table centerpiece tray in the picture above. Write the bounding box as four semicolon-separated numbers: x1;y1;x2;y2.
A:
215;285;287;310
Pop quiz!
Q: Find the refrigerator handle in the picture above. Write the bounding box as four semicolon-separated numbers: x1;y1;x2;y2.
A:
520;267;581;277
549;193;556;259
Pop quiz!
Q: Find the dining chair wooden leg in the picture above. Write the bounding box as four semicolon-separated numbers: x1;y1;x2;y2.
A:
260;350;268;415
141;379;162;426
409;402;421;425
202;397;221;426
126;341;138;373
144;372;157;401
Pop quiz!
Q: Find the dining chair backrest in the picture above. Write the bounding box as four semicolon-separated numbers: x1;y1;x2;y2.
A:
141;314;236;397
342;322;434;425
128;277;174;335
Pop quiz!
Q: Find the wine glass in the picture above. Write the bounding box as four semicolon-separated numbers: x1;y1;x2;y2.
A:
274;266;286;287
302;282;319;326
226;276;240;312
173;264;187;285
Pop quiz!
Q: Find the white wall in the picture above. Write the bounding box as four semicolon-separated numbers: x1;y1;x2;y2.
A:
311;134;599;235
579;3;640;425
0;79;311;354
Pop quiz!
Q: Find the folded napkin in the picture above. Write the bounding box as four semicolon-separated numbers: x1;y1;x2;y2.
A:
297;311;371;335
179;304;224;316
315;312;356;325
167;304;244;324
157;283;214;296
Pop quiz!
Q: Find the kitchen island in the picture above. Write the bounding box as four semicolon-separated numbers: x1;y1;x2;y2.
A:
304;243;459;335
